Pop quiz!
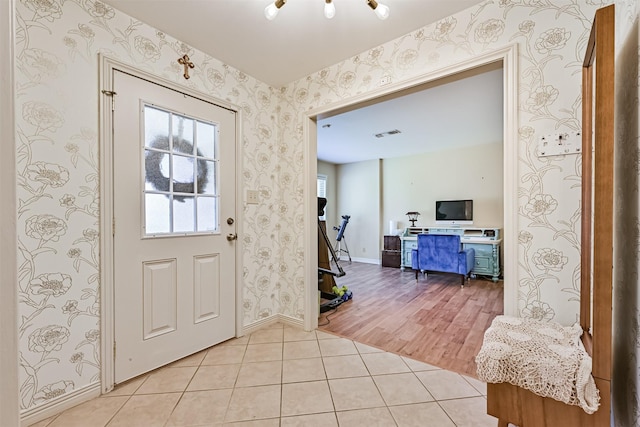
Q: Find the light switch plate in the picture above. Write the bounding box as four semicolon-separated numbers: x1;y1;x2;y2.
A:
246;190;259;205
538;132;582;157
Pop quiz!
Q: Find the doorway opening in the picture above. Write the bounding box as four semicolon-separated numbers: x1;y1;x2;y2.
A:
303;46;519;357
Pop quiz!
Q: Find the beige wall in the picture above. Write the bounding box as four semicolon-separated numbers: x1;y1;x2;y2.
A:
335;160;381;262
383;142;503;230
329;142;503;263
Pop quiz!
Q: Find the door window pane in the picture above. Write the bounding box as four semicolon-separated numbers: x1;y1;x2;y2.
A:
172;154;196;194
196;121;216;158
198;160;216;195
144;149;171;192
173;196;195;233
145;193;171;234
145;107;170;148
172;114;194;149
143;104;219;236
197;197;217;232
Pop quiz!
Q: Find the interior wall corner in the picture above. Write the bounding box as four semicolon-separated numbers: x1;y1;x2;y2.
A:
0;0;20;424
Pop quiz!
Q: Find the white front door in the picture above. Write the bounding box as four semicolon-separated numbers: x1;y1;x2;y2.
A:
112;70;237;383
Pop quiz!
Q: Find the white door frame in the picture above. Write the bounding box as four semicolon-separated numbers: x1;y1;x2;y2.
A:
0;0;20;424
303;45;519;331
98;56;244;392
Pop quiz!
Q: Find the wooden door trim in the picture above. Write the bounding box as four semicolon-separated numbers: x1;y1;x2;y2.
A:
581;2;614;386
98;55;244;392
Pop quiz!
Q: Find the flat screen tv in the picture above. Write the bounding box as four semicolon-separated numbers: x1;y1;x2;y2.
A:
435;199;473;225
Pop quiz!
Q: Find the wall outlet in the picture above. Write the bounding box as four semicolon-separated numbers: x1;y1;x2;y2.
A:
246;190;259;205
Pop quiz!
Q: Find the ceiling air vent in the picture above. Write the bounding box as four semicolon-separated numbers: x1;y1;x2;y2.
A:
374;129;402;138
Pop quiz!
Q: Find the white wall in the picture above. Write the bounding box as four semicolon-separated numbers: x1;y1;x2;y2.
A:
383;142;503;230
335;160;381;262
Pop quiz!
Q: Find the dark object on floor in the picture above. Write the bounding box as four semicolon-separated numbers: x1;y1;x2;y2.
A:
318;198;350;313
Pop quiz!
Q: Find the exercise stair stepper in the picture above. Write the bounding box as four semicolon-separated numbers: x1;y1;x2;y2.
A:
317;198;353;313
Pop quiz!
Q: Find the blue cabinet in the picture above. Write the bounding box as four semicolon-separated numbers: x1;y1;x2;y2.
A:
400;226;501;282
462;240;501;281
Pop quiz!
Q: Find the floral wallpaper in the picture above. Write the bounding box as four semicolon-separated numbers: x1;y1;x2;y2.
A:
14;0;280;414
11;0;640;423
282;0;610;326
278;0;637;424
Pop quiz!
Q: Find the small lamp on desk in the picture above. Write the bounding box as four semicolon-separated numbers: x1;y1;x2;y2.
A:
406;211;420;227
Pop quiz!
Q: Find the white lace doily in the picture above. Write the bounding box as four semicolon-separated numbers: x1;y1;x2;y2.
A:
476;315;600;414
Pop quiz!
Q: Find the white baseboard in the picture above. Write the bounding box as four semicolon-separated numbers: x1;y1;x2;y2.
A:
346;257;380;265
241;314;306;336
277;314;304;329
240;315;281;335
20;382;101;426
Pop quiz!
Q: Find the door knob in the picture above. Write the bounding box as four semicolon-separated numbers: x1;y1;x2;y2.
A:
226;233;238;241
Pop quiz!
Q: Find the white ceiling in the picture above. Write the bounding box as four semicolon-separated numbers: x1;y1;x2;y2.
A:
101;0;484;87
318;65;504;164
101;0;501;164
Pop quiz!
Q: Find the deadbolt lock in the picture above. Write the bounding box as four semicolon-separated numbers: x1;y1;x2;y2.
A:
227;218;234;225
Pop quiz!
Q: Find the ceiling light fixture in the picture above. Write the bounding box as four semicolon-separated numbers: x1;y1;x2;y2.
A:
264;0;389;21
324;0;336;19
366;0;390;20
264;0;286;20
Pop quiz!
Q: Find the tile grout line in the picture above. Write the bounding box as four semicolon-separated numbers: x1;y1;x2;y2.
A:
222;338;249;424
161;349;207;427
318;333;340;424
103;372;151;427
37;324;496;426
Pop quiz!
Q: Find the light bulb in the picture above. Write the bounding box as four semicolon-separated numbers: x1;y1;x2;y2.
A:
374;2;389;20
264;2;279;20
324;1;336;19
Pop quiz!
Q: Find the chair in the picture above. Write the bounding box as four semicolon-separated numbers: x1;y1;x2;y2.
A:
411;234;475;287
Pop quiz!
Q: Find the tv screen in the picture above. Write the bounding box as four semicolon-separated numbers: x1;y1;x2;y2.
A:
435;200;473;223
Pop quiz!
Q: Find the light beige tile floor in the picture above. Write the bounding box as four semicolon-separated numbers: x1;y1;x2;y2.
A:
31;323;498;427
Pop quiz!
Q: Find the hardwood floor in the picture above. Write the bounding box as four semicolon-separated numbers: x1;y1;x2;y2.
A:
318;261;503;378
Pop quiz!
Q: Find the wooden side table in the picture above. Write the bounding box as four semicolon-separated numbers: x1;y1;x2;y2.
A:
382;235;401;268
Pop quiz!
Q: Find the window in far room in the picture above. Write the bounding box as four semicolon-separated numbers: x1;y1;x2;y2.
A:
317;174;327;220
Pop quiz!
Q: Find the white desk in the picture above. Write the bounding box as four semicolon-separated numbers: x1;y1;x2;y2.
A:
400;226;501;282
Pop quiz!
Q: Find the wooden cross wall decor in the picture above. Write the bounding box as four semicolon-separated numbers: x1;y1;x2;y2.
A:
178;54;195;80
